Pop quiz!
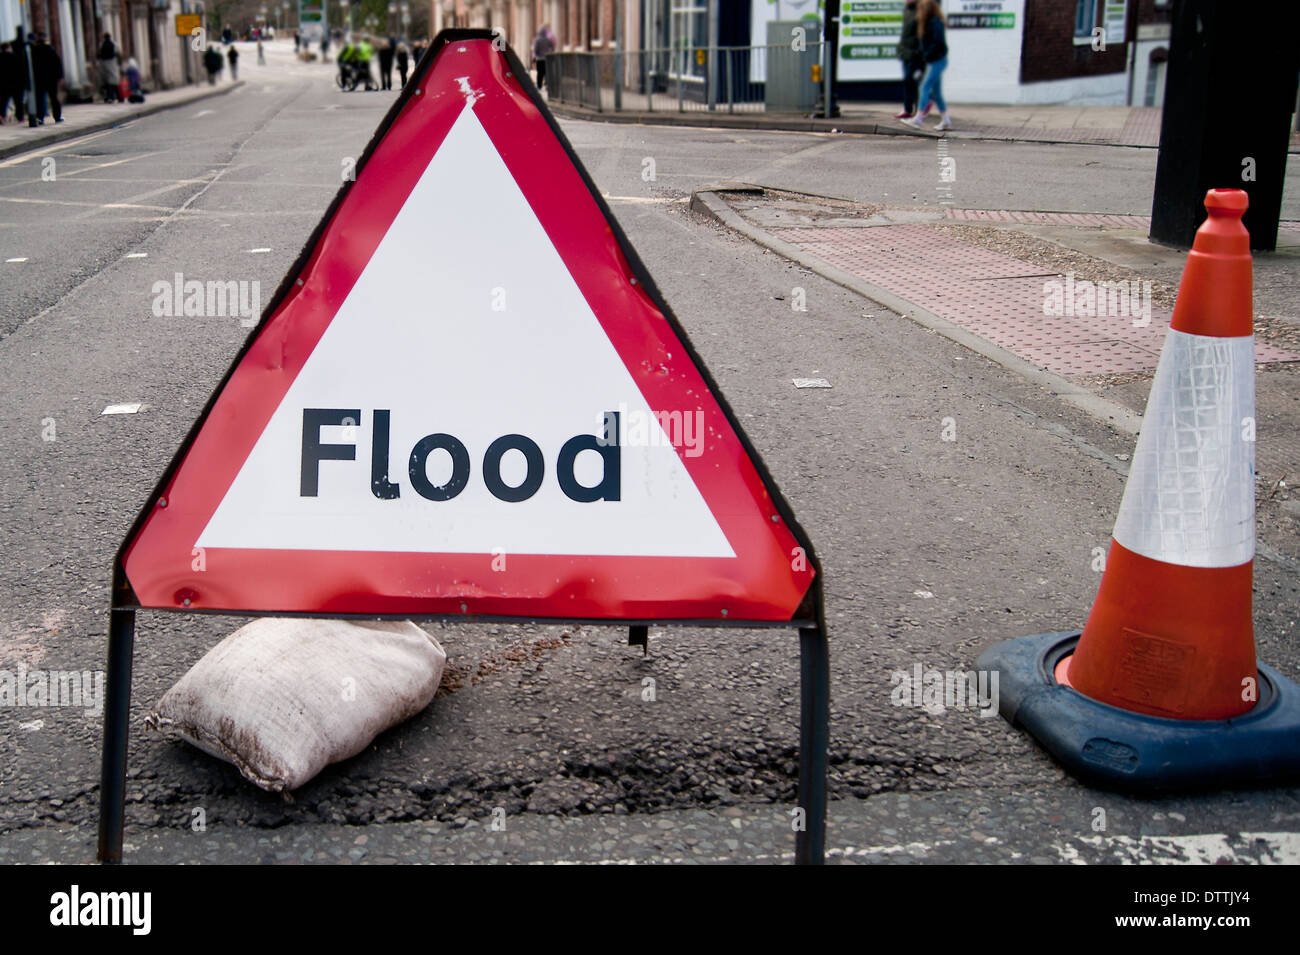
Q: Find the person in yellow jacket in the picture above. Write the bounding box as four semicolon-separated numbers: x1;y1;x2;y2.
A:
355;37;376;90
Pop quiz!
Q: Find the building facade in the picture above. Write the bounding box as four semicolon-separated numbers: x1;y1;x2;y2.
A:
1;0;201;101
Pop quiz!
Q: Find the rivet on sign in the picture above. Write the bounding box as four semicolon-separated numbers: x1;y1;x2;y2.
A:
721;609;728;617
630;278;637;285
770;514;779;522
505;72;512;77
183;598;191;607
296;279;304;286
158;498;168;508
460;603;468;612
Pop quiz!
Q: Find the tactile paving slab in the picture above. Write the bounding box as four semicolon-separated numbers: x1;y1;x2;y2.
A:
771;224;1299;378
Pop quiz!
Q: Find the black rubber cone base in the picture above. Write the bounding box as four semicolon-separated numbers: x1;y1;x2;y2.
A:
977;632;1300;792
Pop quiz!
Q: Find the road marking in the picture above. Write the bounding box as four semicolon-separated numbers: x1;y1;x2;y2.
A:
248;247;271;253
102;403;143;415
125;252;148;258
1057;832;1300;864
0;196;170;211
602;194;686;204
194;109;215;118
61;151;167;178
6;256;27;262
0;129;114;167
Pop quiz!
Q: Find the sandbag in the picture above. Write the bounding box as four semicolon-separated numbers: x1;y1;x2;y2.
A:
147;618;446;791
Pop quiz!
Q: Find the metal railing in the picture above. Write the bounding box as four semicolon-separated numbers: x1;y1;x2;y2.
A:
546;42;826;115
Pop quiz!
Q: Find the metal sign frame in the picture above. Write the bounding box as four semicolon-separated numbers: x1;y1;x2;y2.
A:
99;29;829;865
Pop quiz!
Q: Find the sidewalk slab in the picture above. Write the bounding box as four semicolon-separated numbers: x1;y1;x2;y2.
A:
552;98;1300;152
766;222;1298;377
0;80;245;161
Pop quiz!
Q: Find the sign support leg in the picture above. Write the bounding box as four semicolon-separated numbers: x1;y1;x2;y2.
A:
98;608;135;864
795;625;829;864
628;624;648;655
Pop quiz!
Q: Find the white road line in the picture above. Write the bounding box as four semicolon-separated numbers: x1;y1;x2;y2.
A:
1057;832;1300;865
61;151;168;178
194;109;215;118
0;196;171;211
0;129;114;167
601;194;687;204
248;247;271;253
125;252;148;258
6;256;27;262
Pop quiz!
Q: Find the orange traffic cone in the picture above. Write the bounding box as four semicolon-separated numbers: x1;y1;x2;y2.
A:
977;189;1300;793
1056;188;1258;720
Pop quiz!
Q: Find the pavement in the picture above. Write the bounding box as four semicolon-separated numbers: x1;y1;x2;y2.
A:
0;39;1297;866
549;97;1300;152
686;184;1300;562
0;75;246;161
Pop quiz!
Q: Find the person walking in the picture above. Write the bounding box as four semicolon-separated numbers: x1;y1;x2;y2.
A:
30;32;62;123
257;35;266;65
203;43;223;84
532;24;555;92
396;43;409;87
378;37;394;90
894;0;924;120
227;43;239;80
0;41;26;123
902;0;949;130
98;33;121;102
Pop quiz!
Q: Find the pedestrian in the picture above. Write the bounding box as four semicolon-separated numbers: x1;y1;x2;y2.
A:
321;33;330;62
222;24;233;46
0;41;26;124
902;0;949;130
98;33;121;103
356;36;375;90
378;37;394;91
30;32;62;123
227;43;239;80
293;30;300;53
532;23;555;92
125;56;144;103
257;35;266;65
203;44;223;85
894;0;925;120
396;43;409;87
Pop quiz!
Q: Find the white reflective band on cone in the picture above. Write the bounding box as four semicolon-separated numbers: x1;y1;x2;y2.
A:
1111;330;1255;568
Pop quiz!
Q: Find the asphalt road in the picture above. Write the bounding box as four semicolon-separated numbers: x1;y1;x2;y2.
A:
0;42;1296;863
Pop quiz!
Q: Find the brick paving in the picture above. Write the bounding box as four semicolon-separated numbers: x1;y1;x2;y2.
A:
944;209;1152;229
769;223;1299;378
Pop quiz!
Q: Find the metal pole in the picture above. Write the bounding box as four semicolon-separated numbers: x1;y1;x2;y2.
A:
822;0;839;118
706;0;716;110
97;608;136;864
677;45;682;112
613;0;621;111
795;626;829;864
725;45;732;113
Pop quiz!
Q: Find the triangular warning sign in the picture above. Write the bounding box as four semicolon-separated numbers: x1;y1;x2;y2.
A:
116;31;818;624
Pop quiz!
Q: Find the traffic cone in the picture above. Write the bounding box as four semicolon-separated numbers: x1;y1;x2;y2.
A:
976;189;1300;791
1057;188;1257;720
